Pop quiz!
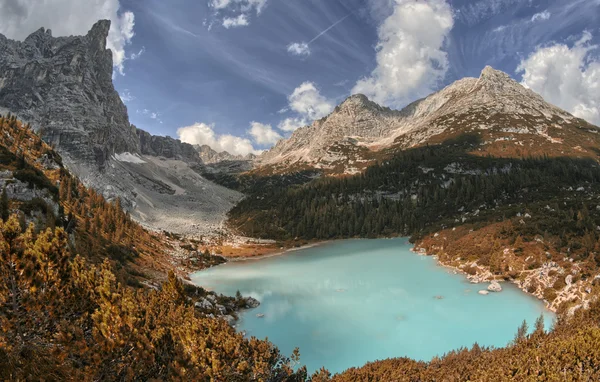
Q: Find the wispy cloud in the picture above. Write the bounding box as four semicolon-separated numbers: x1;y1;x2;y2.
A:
120;89;135;103
287;42;310;56
129;46;145;60
208;0;267;28
223;14;249;28
531;10;551;22
138;108;163;124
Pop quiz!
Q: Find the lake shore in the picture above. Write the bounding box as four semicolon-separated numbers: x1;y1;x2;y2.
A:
215;235;570;314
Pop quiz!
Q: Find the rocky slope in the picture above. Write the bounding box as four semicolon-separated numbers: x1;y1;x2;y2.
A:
257;66;599;174
0;20;243;236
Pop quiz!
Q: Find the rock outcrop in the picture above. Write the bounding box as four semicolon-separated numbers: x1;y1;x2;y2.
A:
136;128;199;162
0;20;139;169
488;281;503;292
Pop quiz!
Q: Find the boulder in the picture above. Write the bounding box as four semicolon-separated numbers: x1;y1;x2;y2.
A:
478;290;490;295
194;298;213;310
487;281;502;292
565;275;573;286
215;304;227;315
244;297;260;309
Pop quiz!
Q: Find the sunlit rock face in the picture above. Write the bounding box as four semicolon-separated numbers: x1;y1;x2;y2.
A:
256;66;594;174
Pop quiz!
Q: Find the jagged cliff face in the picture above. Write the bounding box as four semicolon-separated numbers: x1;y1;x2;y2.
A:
257;66;600;174
0;21;243;237
0;20;138;168
137;128;200;162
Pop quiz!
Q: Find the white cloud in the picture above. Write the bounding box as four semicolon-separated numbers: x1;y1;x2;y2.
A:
0;0;136;75
209;0;266;28
288;82;334;120
223;14;249;28
531;10;551;22
353;0;454;108
517;32;600;125
278;117;309;132
275;82;334;132
249;122;282;145
287;42;311;56
177;123;259;156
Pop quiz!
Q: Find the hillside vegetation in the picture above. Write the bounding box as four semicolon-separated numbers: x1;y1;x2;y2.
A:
0;115;307;381
5;113;600;380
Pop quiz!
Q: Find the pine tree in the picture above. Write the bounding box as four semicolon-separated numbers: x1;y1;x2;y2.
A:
0;187;8;222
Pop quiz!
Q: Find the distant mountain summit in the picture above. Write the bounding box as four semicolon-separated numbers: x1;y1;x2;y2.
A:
195;144;256;164
256;66;599;174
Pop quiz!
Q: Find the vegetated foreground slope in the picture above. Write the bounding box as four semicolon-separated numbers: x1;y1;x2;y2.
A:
0;115;308;381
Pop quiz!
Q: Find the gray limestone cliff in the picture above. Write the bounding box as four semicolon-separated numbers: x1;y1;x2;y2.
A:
0;21;243;237
0;20;139;169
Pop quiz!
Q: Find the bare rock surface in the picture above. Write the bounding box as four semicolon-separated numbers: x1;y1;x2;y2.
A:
256;66;595;173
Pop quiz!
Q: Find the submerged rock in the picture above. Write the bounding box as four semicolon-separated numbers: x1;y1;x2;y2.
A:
478;290;490;295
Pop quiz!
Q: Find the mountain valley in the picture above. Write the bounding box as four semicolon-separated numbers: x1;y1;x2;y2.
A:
3;16;600;381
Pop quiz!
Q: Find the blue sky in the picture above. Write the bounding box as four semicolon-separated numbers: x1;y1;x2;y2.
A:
2;0;599;155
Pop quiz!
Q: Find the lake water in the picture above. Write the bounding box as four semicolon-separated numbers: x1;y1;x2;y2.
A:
191;238;554;374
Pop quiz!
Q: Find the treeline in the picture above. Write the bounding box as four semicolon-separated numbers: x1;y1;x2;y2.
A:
228;135;600;244
0;114;161;284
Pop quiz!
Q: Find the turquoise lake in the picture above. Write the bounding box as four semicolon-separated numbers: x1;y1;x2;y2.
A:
191;238;554;374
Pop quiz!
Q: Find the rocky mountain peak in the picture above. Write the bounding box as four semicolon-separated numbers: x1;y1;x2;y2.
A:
0;19;139;170
87;19;111;52
257;66;593;174
479;65;512;82
473;65;530;97
336;93;391;115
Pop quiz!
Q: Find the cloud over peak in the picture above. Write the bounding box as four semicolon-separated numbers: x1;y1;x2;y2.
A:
518;32;600;125
249;122;282;145
177;122;259;156
277;81;334;132
353;0;454;108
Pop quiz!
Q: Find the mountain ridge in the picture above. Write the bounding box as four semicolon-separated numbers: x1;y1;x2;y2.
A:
256;66;598;174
